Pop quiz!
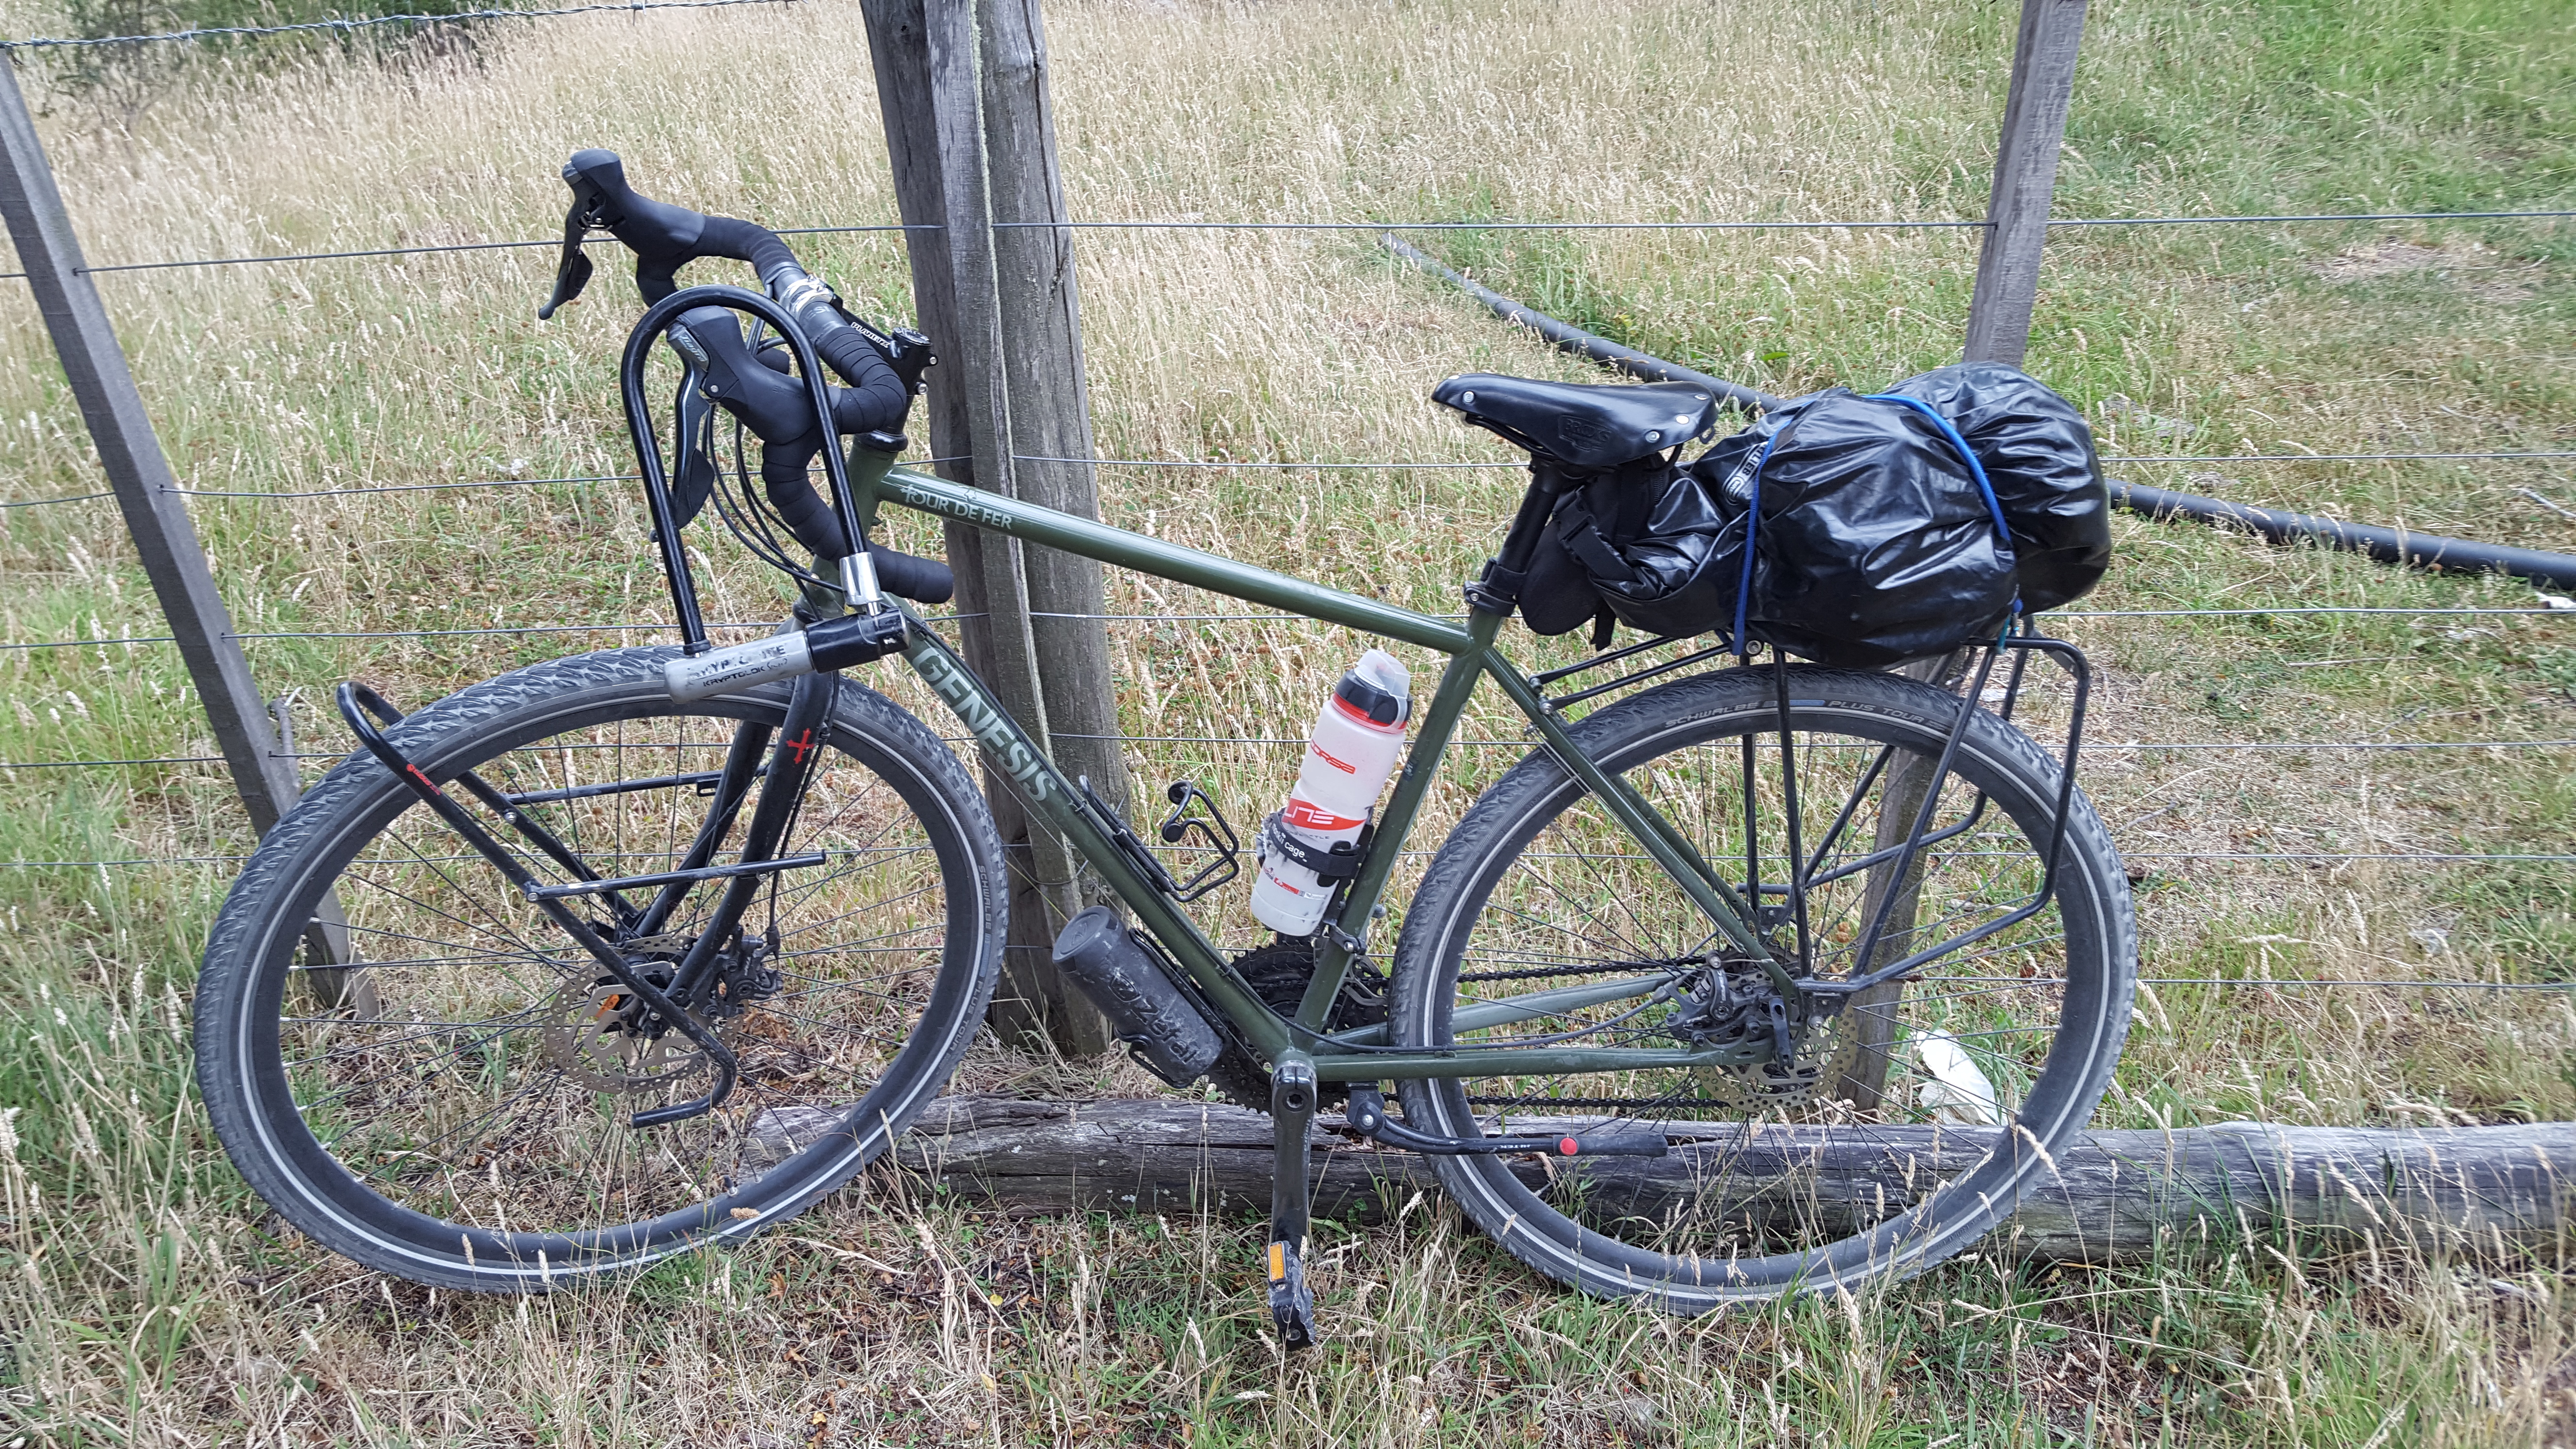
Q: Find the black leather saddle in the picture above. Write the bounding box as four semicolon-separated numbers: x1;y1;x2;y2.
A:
1432;374;1717;469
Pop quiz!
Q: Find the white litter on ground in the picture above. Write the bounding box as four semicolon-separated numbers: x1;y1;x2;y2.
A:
1914;1031;2002;1126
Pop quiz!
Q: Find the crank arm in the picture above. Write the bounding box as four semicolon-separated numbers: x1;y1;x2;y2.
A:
1269;1055;1319;1350
337;682;739;1127
1344;1086;1667;1158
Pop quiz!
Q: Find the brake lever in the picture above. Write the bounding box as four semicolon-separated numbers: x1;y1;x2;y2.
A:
535;206;593;321
542;149;706;319
668;360;717;528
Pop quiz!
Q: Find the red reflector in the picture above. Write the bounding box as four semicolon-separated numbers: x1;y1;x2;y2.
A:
1559;1137;1580;1156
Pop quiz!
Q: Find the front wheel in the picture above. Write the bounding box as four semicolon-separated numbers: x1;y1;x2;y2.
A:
1391;663;2135;1309
193;648;1004;1291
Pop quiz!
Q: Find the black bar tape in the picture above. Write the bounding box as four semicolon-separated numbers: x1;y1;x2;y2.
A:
560;150;938;595
756;443;841;556
812;328;909;429
695;215;803;290
868;546;954;605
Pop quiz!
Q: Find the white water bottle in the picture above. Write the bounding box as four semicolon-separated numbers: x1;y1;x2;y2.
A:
1249;649;1412;936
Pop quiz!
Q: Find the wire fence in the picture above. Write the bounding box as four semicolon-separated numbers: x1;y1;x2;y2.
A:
1019;451;2576;467
0;0;2569;1020
0;0;800;49
2;198;2570;287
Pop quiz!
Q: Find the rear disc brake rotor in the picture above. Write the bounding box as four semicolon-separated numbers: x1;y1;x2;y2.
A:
1688;1002;1860;1112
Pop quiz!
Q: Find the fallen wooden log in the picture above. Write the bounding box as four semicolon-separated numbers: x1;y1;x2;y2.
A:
860;1096;2576;1265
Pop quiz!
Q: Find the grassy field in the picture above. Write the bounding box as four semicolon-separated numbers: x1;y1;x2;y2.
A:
1;0;2573;1442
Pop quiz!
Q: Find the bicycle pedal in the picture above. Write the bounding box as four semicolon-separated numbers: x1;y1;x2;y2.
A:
1265;1240;1318;1351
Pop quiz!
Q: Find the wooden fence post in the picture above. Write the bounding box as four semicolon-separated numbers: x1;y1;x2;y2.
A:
1908;0;2083;1087
1963;0;2087;367
1834;650;1972;1110
861;0;1111;1054
0;56;357;994
974;0;1133;914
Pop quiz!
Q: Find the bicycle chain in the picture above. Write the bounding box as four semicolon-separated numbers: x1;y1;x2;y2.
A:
1465;1095;1716;1111
1456;956;1699;983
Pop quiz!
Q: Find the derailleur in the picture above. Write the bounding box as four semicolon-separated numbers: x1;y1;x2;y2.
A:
1664;958;1859;1110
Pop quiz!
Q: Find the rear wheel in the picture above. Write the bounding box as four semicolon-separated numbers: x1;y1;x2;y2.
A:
1391;663;2133;1308
193;648;1003;1291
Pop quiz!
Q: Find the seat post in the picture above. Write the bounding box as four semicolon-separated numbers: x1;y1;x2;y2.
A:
1464;456;1571;618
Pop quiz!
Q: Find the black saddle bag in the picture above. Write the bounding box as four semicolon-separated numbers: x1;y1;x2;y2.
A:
1520;454;1736;644
1515;363;2109;668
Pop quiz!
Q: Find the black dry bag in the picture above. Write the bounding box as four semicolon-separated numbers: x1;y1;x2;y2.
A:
1517;363;2109;666
1878;361;2110;613
1690;388;2021;669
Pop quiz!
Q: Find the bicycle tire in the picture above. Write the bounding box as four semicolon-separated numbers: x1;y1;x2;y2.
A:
1389;663;2134;1309
194;648;1003;1291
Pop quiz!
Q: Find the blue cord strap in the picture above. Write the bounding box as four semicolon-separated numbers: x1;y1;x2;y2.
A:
1729;424;1793;656
1866;391;2022;614
1725;393;2023;657
1865;392;2015;545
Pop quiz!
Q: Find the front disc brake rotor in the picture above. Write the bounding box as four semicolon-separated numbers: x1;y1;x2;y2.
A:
539;977;713;1095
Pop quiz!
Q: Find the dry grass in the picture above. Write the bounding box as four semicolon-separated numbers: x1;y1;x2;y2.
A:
1;0;2574;1441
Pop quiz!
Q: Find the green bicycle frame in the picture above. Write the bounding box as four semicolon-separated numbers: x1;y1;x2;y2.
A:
868;459;1780;1085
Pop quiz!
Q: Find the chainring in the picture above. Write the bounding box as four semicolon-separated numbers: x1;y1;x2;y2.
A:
1205;939;1386;1112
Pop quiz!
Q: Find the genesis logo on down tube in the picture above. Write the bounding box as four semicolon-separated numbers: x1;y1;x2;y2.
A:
915;650;1050;802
